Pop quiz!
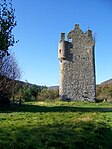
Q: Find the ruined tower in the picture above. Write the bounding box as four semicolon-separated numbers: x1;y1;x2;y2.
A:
58;24;96;102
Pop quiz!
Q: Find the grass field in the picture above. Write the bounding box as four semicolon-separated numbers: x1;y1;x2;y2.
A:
0;101;112;149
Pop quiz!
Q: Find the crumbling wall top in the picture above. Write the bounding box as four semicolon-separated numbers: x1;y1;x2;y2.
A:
67;24;94;45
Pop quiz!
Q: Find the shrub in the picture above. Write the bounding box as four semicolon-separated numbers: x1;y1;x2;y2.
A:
22;86;31;101
38;88;59;101
96;84;112;102
21;84;42;101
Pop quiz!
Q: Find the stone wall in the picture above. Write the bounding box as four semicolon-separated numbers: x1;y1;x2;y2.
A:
58;24;96;102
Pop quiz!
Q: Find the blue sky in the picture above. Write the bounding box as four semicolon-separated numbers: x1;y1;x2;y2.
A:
12;0;112;86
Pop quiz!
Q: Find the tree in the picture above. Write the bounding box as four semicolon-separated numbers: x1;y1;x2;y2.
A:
0;0;18;106
30;84;39;100
0;53;21;101
22;86;31;101
0;0;17;57
21;84;40;101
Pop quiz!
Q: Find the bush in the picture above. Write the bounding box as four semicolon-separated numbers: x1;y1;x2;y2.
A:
96;84;112;102
38;88;59;101
22;86;31;101
21;84;42;101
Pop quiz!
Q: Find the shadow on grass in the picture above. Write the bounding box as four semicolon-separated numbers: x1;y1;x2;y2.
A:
0;120;112;149
0;103;112;113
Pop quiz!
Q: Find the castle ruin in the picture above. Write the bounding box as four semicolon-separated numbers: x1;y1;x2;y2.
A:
58;24;96;102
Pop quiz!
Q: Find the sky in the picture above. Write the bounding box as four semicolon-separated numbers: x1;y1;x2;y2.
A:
10;0;112;86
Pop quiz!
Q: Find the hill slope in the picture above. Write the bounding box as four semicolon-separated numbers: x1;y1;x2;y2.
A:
100;78;112;85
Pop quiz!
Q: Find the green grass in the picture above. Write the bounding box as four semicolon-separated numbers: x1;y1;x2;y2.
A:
0;101;112;149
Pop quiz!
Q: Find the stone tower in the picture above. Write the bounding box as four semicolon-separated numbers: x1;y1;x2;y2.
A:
58;24;96;102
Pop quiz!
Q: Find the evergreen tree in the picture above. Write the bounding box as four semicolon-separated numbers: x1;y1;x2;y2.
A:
30;84;39;100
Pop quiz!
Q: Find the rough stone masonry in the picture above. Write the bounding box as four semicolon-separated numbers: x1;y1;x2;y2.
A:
58;24;96;102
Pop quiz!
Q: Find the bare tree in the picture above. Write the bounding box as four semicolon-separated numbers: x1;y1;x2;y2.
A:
0;53;22;101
